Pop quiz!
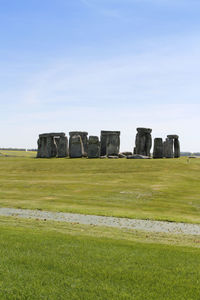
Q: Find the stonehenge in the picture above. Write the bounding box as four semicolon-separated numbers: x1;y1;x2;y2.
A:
134;128;152;157
69;135;84;158
174;137;180;158
69;132;88;157
100;131;120;156
163;138;174;158
37;133;68;158
163;135;180;158
88;136;100;158
153;138;163;159
36;129;180;159
153;135;180;159
55;136;69;158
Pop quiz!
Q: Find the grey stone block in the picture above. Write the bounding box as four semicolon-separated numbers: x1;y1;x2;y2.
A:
69;135;84;158
134;127;152;157
88;136;100;158
153;138;163;159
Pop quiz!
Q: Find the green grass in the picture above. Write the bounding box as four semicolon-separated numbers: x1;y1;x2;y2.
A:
0;217;200;300
0;151;200;223
0;150;36;157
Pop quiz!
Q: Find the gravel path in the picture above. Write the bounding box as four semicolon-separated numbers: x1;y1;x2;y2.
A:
0;207;200;235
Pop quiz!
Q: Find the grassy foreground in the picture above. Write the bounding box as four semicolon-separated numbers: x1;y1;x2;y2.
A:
0;217;200;299
0;152;200;223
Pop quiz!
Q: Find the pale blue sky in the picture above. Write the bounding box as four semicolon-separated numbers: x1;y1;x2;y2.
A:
0;0;200;151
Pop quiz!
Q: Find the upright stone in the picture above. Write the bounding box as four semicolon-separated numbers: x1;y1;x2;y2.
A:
37;132;67;158
153;138;163;159
165;135;180;158
88;136;100;158
56;136;68;158
69;132;88;156
100;131;108;156
106;133;120;156
69;135;84;158
100;131;120;156
164;138;174;158
134;128;152;157
174;138;180;158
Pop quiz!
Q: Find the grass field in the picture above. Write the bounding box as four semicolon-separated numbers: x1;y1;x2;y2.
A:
0;151;200;299
0;217;200;300
0;151;200;223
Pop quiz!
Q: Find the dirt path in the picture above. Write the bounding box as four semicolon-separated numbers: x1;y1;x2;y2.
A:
0;207;200;235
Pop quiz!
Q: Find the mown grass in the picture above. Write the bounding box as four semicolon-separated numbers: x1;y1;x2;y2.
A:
0;151;200;223
0;150;36;157
0;217;200;300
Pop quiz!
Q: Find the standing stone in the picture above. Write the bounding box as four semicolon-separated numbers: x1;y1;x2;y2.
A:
106;133;120;156
69;135;84;158
37;132;67;158
153;138;163;159
167;135;180;158
37;137;43;158
100;131;120;156
69;132;88;156
56;136;68;158
88;136;100;158
174;138;180;158
134;128;152;157
164;138;174;158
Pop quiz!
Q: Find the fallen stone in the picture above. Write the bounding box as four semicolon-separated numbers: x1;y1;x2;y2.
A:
127;154;151;159
118;153;126;158
121;152;133;156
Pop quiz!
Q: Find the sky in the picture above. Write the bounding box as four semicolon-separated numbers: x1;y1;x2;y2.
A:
0;0;200;151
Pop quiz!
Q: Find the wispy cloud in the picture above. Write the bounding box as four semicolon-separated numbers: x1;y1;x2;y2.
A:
80;0;131;22
1;34;197;150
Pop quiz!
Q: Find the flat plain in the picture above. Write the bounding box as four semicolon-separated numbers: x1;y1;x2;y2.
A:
0;151;200;223
0;150;200;299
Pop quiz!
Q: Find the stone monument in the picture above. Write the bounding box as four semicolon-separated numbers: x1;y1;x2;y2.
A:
134;128;152;157
69;132;88;156
100;131;120;156
153;138;163;159
88;136;100;158
165;135;180;158
37;133;68;158
69;135;84;158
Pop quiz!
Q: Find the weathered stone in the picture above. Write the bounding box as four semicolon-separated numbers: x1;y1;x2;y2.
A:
69;135;84;158
88;136;100;158
164;138;174;158
164;135;180;158
106;133;120;156
118;153;126;158
39;132;65;138
121;152;133;156
174;138;180;158
167;135;179;139
107;155;119;159
56;136;68;158
134;128;152;157
37;132;66;158
153;138;163;159
69;132;88;156
127;154;151;159
100;131;120;156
